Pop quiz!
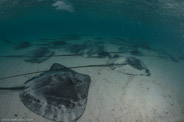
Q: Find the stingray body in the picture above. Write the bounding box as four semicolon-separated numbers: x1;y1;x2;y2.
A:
49;41;68;49
77;45;111;58
107;57;151;76
64;44;84;53
118;46;144;56
133;43;152;50
130;48;144;56
0;63;91;122
118;46;133;53
14;42;32;49
24;47;55;63
64;41;111;58
1;38;31;49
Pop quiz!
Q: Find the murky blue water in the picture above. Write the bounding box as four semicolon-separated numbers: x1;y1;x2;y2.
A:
0;0;184;50
0;1;184;122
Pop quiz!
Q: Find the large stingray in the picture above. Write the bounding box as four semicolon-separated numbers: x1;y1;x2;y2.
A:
0;63;91;122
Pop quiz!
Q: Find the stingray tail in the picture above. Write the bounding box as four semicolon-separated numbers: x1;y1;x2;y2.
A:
0;86;25;90
0;37;16;47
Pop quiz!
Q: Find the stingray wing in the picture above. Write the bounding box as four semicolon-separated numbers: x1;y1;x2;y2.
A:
20;63;91;122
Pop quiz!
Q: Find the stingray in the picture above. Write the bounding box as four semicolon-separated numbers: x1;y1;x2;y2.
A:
130;48;144;56
1;38;31;49
118;46;131;53
64;44;84;53
0;63;91;122
49;41;68;49
1;37;48;49
61;40;109;58
14;42;32;49
78;45;111;58
24;47;55;63
64;41;111;58
108;37;130;46
133;43;153;50
1;37;15;45
77;45;111;58
158;50;179;62
107;57;151;76
83;40;104;46
14;42;50;49
118;46;144;56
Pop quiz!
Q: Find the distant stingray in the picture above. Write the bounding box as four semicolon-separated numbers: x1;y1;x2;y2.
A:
24;47;55;63
0;63;91;122
64;44;84;53
49;41;68;49
14;42;32;49
83;40;104;46
64;40;111;58
108;37;130;46
130;48;144;56
78;45;111;58
107;57;150;76
1;37;14;45
158;50;179;62
118;46;132;53
133;43;153;50
118;46;144;56
1;37;48;49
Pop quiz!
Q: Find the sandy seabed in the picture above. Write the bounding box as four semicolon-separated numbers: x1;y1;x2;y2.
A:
0;38;184;122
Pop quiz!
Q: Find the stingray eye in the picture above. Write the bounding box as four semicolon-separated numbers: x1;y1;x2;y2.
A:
33;98;41;103
81;94;87;99
71;78;82;85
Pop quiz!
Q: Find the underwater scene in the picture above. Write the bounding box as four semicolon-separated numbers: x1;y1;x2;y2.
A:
0;0;184;122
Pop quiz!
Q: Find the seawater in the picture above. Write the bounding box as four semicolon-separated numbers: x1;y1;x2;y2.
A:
0;1;184;122
0;0;184;51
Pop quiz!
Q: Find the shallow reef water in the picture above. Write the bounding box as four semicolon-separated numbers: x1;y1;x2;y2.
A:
0;0;184;122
